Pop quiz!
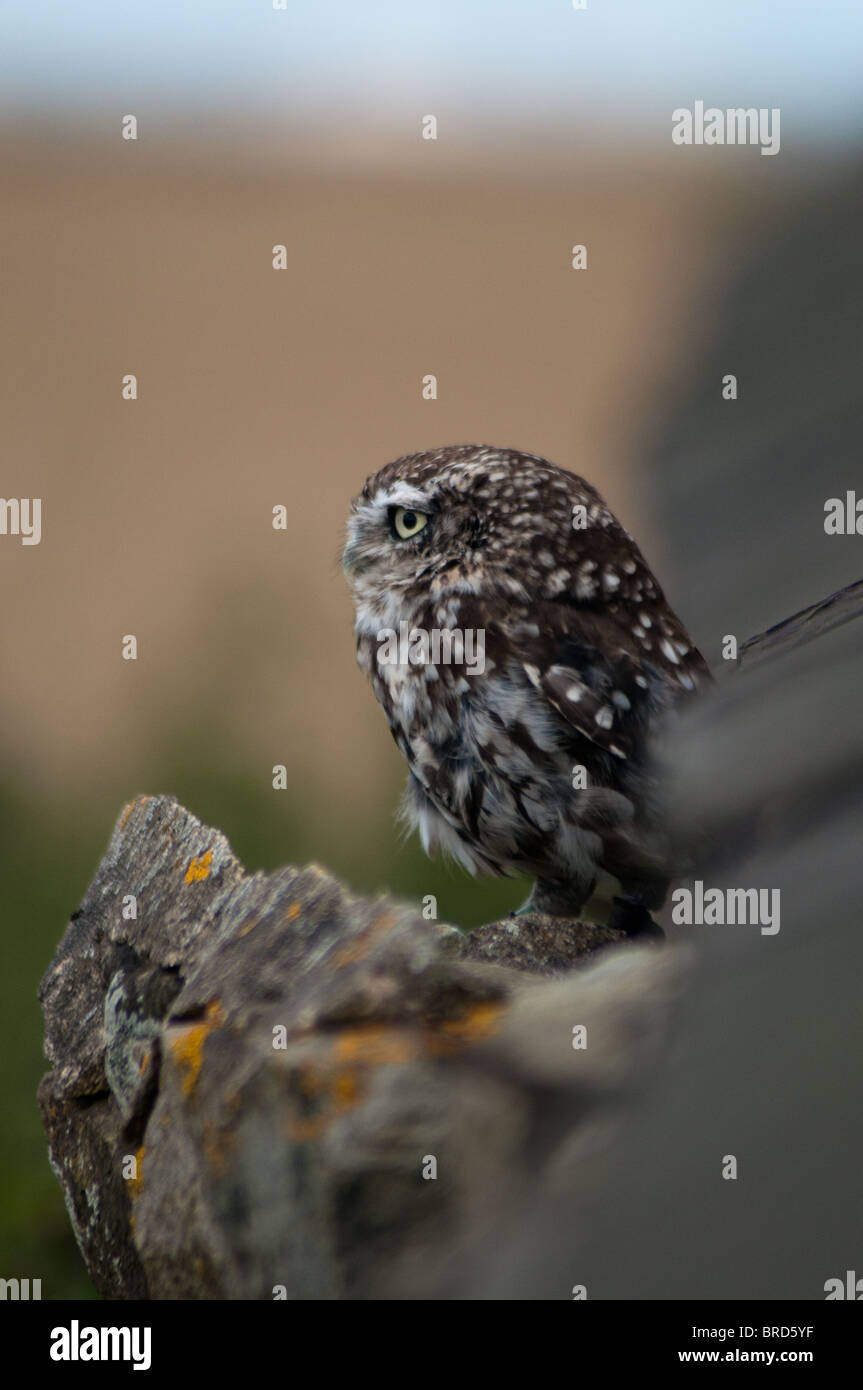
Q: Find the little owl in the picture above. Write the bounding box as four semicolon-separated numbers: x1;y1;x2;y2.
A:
343;445;709;936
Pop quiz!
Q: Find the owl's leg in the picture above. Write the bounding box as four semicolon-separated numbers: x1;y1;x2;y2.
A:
518;874;596;918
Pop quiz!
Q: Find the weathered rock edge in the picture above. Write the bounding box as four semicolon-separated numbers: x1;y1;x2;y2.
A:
38;794;683;1299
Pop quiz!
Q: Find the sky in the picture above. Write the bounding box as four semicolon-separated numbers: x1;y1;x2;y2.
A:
1;1;861;148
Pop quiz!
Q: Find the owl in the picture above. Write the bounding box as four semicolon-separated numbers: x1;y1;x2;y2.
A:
343;445;710;936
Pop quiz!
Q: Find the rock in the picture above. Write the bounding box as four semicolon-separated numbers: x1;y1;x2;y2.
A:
38;794;683;1300
453;910;644;973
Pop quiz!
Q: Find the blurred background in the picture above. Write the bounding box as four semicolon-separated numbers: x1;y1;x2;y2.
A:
2;1;862;1296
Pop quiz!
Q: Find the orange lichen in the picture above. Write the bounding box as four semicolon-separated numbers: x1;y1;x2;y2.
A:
424;1001;506;1057
331;1068;361;1108
285;1061;366;1142
169;1000;223;1095
281;1001;507;1146
297;1062;361;1108
437;1000;504;1039
286;901;302;922
331;910;399;968
184;848;213;884
119;794;152;834
332;1024;417;1066
170;1024;208;1094
126;1145;146;1198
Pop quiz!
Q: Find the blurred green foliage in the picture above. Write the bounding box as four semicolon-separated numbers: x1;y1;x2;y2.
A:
0;725;526;1299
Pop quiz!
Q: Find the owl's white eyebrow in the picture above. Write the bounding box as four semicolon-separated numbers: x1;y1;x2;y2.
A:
370;482;432;512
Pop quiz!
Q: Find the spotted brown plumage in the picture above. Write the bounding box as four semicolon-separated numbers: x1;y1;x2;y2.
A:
343;444;710;931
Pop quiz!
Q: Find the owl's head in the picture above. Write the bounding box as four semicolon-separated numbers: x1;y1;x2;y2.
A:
343;443;599;603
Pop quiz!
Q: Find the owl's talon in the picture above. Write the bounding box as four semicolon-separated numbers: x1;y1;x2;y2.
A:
606;896;664;941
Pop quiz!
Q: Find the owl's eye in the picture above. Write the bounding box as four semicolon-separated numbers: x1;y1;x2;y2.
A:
390;506;429;540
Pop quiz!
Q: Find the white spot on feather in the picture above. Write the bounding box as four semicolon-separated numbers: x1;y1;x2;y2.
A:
660;639;680;664
523;663;541;688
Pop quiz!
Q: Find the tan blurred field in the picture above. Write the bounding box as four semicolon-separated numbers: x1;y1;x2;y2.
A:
0;137;767;825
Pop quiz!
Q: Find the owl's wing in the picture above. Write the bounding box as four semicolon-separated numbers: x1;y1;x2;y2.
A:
528;516;712;759
481;587;707;765
525;645;643;760
511;608;654;761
